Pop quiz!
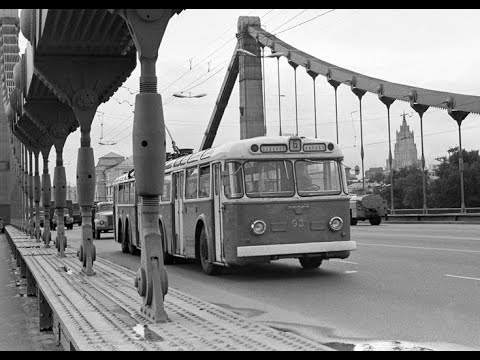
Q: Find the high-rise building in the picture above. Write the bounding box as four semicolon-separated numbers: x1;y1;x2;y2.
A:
386;112;420;170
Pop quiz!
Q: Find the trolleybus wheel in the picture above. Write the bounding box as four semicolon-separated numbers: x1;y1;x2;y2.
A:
160;223;174;265
127;226;139;255
369;217;381;225
120;226;129;253
199;227;220;275
299;256;323;269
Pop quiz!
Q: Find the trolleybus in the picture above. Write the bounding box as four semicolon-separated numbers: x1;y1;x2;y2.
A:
112;136;357;275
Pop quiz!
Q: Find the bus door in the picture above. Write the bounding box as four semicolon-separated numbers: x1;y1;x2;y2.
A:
172;171;184;255
213;163;223;261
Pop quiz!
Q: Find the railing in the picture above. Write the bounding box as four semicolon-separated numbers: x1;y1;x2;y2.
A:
392;208;480;215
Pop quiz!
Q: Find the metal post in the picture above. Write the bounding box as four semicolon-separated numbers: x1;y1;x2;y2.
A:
288;60;299;136
419;113;427;214
313;77;318;138
378;85;396;214
327;69;340;144
261;46;267;136
276;57;282;136
359;98;365;191
409;91;429;214
350;77;366;191
306;64;319;138
457;123;466;213
387;106;395;214
444;97;469;214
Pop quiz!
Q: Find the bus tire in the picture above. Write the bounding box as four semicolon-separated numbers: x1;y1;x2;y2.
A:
127;225;139;255
199;227;220;275
299;256;323;269
160;223;174;265
95;230;101;239
120;225;129;253
369;217;381;225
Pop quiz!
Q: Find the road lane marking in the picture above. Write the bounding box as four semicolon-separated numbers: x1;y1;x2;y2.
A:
345;271;358;274
329;259;359;265
355;233;480;241
358;242;480;254
444;274;480;282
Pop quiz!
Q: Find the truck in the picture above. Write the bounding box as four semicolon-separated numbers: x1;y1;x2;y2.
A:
52;208;74;230
71;203;82;226
350;192;388;226
93;201;114;239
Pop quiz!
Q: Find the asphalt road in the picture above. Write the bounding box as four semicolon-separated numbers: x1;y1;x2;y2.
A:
39;223;480;350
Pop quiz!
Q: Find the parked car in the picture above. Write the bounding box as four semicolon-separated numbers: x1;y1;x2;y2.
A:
93;202;114;239
52;208;74;230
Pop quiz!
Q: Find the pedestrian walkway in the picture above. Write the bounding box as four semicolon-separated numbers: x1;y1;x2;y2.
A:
0;234;61;351
5;226;332;351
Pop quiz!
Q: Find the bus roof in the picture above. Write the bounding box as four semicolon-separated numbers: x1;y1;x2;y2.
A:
113;136;343;184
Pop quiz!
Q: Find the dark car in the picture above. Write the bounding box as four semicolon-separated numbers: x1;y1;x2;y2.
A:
52;208;74;230
72;204;82;226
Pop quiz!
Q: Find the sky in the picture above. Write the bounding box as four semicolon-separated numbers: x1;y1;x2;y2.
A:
18;9;480;185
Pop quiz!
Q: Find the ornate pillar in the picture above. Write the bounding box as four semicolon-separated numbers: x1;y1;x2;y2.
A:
28;150;34;237
33;150;41;241
122;9;179;323
41;146;52;247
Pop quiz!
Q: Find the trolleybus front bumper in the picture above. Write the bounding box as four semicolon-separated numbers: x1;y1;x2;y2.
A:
237;241;357;258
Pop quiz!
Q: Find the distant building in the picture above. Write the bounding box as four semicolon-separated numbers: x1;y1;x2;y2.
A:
104;156;134;202
386;112;420;170
365;167;384;180
66;184;78;203
427;163;439;181
95;152;126;202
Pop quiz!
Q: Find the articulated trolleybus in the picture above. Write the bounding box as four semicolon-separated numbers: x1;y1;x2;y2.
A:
113;136;356;275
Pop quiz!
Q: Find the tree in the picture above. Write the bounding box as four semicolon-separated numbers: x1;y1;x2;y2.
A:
379;165;427;209
367;171;384;184
429;147;480;208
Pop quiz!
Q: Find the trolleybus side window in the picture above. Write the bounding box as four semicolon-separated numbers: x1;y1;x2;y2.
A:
172;171;184;200
185;167;198;199
244;160;294;198
130;181;136;204
223;161;243;199
199;165;210;198
118;184;124;204
161;174;171;202
295;160;342;196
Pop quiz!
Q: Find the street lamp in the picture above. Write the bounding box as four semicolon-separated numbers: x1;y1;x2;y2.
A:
236;48;258;57
173;91;206;98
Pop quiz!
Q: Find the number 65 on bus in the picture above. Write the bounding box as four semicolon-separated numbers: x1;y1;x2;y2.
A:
112;136;357;275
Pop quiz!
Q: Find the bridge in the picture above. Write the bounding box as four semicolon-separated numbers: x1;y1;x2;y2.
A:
0;9;479;351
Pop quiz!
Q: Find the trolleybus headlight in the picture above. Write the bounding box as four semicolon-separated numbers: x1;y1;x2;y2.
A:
328;217;343;231
251;220;266;235
100;220;105;225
